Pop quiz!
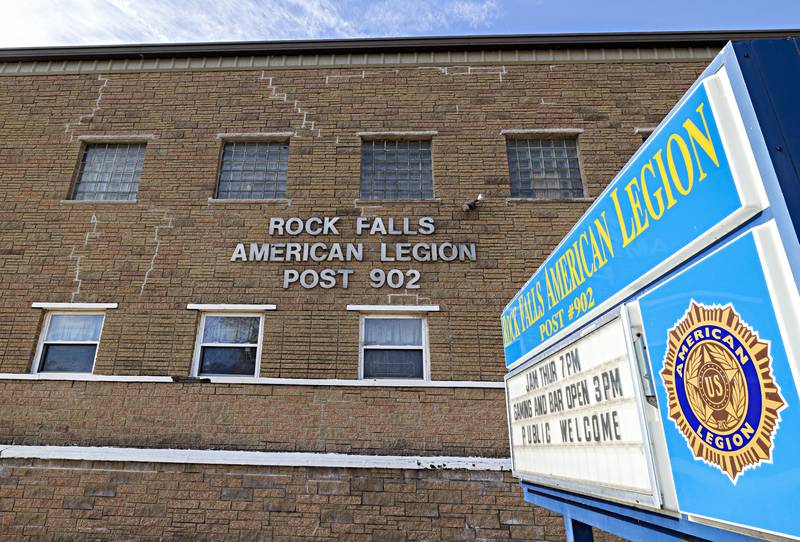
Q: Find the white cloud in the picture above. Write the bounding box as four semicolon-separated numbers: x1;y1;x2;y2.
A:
358;0;499;35
0;0;499;48
449;1;500;28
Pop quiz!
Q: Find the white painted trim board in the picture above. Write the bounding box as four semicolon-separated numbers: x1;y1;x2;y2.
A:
0;445;511;471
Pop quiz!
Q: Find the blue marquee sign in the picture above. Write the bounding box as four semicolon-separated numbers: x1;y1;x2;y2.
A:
504;38;800;542
502;73;766;369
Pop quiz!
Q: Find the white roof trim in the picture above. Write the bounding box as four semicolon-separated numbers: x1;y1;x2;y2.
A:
187;303;277;311
0;445;511;471
0;47;719;78
346;304;440;312
31;302;118;310
0;372;501;388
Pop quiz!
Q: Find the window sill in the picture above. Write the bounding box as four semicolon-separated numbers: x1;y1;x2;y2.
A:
60;199;138;204
32;302;118;310
346;304;439;312
506;197;595;203
207;198;291;204
216;377;503;389
27;371;165;381
355;198;441;205
0;372;504;388
33;371;94;376
187;303;276;311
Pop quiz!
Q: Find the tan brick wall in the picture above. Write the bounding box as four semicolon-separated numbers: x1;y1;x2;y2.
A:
0;380;507;456
0;56;704;540
0;458;628;541
0;61;706;380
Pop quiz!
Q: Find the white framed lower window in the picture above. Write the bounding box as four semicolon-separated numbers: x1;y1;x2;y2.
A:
32;312;106;373
359;314;429;380
191;312;264;377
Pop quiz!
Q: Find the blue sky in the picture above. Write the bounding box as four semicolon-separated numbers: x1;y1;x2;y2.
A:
2;0;799;48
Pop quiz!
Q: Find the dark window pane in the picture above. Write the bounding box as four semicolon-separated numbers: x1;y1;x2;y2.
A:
506;138;583;199
217;141;289;199
360;139;433;200
202;316;259;344
364;318;422;346
363;349;423;379
73;143;145;201
40;344;96;372
199;346;257;376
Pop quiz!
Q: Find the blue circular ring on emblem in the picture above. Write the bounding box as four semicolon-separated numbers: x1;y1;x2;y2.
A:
673;324;762;453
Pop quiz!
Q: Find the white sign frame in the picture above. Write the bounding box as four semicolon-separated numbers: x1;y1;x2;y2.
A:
504;306;664;509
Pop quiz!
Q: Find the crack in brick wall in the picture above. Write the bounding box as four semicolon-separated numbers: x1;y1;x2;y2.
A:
259;71;320;138
388;293;433;306
418;65;508;81
67;248;82;302
325;69;400;84
139;209;174;296
325;66;507;84
67;213;100;302
64;75;109;142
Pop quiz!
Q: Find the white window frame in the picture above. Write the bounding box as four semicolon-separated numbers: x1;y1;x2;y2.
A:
358;313;430;381
190;311;265;377
32;310;107;374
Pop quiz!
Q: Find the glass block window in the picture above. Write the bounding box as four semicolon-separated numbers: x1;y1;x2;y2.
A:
217;141;289;199
73;143;145;201
360;140;433;200
35;313;105;373
361;317;427;379
506;138;584;199
194;314;262;376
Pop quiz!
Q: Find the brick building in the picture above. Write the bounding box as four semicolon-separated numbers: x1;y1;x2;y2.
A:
0;30;792;540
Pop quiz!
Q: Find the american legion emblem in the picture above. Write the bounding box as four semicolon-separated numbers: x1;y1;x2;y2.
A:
660;302;787;482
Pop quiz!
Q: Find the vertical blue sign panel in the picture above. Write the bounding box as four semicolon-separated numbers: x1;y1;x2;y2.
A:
639;229;800;538
502;81;746;368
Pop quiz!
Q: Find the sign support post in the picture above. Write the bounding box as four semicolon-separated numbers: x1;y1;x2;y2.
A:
563;512;593;542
